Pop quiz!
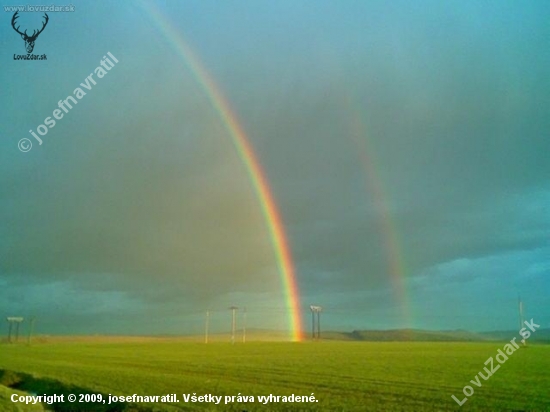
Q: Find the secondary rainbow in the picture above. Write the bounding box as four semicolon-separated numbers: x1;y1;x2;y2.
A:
344;93;412;327
139;1;304;341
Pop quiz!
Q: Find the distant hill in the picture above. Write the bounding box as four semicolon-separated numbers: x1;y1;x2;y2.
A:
320;328;550;342
480;328;550;343
5;328;548;344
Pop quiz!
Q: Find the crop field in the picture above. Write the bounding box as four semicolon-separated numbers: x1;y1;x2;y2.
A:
0;340;549;411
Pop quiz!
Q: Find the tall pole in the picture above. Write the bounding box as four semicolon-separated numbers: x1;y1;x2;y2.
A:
205;310;210;344
6;318;24;344
7;320;13;343
310;306;322;340
317;310;321;339
311;309;315;339
27;317;35;346
229;306;238;344
15;321;20;342
518;295;527;347
242;307;247;343
518;295;524;329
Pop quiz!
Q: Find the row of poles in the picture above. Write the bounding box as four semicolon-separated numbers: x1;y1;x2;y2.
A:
9;306;322;345
202;298;527;344
5;298;528;344
204;305;323;343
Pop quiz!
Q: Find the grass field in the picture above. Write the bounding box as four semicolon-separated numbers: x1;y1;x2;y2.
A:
1;339;549;411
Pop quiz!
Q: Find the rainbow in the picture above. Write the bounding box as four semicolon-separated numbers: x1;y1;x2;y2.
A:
139;1;304;341
344;93;412;327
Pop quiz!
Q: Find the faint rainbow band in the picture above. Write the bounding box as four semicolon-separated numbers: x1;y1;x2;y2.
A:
345;93;412;328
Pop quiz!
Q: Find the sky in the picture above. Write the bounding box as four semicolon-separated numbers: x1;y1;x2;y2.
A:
0;0;548;337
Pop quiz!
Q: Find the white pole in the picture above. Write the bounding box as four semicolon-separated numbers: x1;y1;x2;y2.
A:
230;306;238;344
205;310;210;344
242;307;247;343
518;297;527;347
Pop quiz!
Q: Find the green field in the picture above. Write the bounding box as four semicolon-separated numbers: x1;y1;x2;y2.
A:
1;339;549;411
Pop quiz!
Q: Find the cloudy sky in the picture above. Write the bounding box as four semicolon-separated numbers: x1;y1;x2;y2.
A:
1;0;548;336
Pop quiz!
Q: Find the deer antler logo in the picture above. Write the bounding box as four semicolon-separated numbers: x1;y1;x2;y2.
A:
11;11;49;54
